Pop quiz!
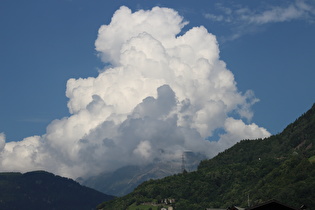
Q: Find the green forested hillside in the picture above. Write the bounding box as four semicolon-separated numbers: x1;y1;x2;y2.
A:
0;170;114;210
98;103;315;210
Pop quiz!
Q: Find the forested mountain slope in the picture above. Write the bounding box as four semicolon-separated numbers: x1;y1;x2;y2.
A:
0;170;114;210
98;103;315;210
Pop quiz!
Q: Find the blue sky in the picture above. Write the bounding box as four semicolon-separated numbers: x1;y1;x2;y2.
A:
0;0;314;144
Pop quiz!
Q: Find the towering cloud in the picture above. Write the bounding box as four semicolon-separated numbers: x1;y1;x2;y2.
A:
0;6;270;179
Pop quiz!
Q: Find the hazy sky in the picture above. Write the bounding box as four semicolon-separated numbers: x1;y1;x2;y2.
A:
0;0;314;178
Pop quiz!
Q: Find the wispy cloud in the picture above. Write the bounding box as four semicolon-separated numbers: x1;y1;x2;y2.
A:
204;0;315;40
243;1;315;24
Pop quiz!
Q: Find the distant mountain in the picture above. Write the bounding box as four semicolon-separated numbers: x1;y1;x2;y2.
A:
98;103;315;210
79;152;205;196
79;163;180;197
0;170;114;210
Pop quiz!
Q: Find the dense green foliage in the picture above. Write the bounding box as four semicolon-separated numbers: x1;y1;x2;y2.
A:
0;170;114;210
99;103;315;210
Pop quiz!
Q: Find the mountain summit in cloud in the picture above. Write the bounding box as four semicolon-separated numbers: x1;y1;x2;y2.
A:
0;6;270;179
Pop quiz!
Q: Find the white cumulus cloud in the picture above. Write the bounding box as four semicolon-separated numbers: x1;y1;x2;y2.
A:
0;133;5;151
0;6;270;179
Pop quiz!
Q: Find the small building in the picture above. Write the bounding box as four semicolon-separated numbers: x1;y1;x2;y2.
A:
161;198;175;204
246;199;299;210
